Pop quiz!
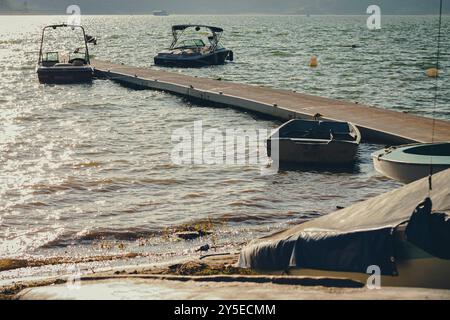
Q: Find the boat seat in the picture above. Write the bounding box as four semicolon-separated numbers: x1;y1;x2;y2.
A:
71;60;85;66
181;49;198;56
41;61;58;67
200;46;212;54
330;132;354;140
54;63;74;67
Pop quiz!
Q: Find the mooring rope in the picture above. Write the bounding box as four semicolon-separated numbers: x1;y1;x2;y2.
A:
429;0;443;193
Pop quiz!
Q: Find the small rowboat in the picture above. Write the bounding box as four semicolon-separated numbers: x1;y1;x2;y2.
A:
372;142;450;184
267;119;361;165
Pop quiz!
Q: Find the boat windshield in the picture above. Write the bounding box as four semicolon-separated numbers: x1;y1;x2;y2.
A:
43;52;59;63
174;39;205;49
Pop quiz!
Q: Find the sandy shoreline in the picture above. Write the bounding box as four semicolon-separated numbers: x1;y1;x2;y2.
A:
2;253;450;300
2;171;449;300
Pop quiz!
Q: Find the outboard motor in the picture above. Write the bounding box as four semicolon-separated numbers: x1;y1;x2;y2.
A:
227;50;234;61
85;34;97;45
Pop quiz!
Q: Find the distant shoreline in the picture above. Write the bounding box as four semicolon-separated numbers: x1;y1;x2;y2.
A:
0;12;448;16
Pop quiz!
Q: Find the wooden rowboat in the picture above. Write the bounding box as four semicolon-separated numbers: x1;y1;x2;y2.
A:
267;119;361;165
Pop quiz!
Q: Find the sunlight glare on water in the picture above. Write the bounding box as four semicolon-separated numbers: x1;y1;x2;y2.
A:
0;14;448;278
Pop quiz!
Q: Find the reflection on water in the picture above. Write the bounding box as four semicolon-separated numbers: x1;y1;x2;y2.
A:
277;162;362;174
1;14;447;278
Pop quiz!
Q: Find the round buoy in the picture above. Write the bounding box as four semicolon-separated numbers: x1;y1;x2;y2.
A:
309;55;318;67
426;68;439;78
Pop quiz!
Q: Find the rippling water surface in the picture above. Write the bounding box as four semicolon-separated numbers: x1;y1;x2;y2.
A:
0;15;448;279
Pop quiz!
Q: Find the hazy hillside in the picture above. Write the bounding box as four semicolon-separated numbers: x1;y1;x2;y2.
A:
0;0;11;10
0;0;447;15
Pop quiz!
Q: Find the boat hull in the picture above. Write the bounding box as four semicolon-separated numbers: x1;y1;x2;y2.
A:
267;119;361;166
37;66;94;84
287;256;450;290
372;156;449;184
268;139;359;165
372;143;450;183
267;231;450;290
153;11;169;16
154;49;232;68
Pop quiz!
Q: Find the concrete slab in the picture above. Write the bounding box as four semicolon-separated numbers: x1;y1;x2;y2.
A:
17;277;450;300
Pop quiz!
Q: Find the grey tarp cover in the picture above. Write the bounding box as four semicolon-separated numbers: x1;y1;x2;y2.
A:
238;169;450;275
406;197;450;259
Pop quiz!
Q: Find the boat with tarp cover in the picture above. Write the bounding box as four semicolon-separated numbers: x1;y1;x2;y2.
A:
238;169;450;289
154;25;233;67
37;24;93;84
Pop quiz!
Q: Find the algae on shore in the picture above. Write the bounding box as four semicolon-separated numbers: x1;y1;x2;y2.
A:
165;261;258;276
0;253;141;272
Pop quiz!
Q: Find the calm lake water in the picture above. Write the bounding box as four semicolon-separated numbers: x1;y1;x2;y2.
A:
0;15;448;279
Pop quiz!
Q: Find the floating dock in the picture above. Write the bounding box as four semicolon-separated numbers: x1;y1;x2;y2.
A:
92;59;450;145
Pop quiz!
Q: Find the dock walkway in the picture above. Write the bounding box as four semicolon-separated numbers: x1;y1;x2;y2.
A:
92;59;450;145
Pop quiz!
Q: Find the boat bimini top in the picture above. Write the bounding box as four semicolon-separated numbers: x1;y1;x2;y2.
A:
170;24;224;52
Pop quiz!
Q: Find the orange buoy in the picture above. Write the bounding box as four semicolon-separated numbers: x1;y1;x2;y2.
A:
309;55;318;67
426;67;439;78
